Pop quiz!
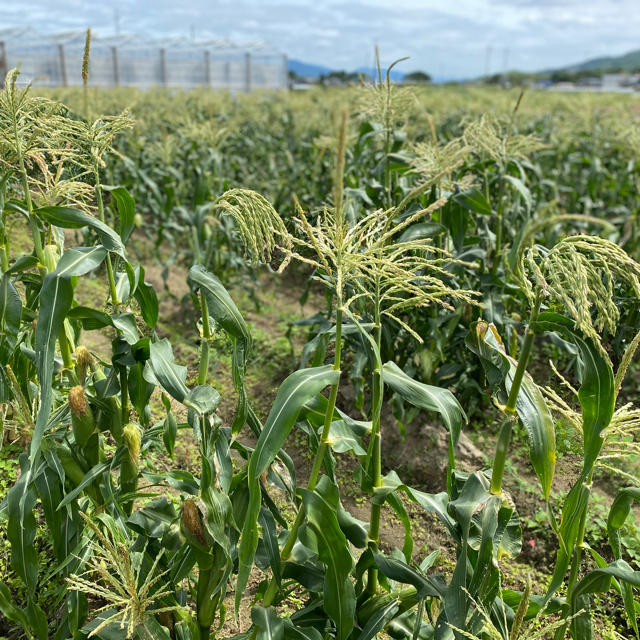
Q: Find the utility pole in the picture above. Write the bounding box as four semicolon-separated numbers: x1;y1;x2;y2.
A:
484;45;492;79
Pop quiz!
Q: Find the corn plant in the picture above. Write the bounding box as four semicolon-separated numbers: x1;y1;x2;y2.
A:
1;39;640;640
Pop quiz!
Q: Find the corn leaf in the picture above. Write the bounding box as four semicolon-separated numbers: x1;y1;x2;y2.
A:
532;312;614;471
467;321;556;500
147;338;189;403
252;606;285;640
382;361;466;485
103;185;135;242
0;274;21;351
571;560;640;640
300;487;355;640
236;365;339;616
132;264;158;329
35;206;125;258
55;246;107;277
188;264;252;433
355;598;401;640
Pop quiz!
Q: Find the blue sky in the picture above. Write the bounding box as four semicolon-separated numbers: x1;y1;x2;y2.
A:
3;0;639;78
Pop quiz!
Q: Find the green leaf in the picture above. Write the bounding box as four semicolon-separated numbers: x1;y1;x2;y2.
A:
132;264;158;329
337;503;369;549
258;508;282;586
373;552;439;600
57;462;111;510
466;321;556;499
0;582;32;634
250;365;340;488
7;457;39;597
571;560;640;639
532;312;614;471
0;274;21;353
67;306;113;330
127;497;177;539
188;265;251;344
382;361;466;477
147;338;189;403
236;365;339;616
252;606;285;640
103;185;135;242
606;487;640;636
397;222;446;242
4;255;39;275
504;175;532;212
115;270;132;303
184;385;221;415
54;246;107;277
300;488;355;640
501;590;563;619
371;472;457;539
355;597;401;640
135;616;172;640
325;420;367;455
163;411;178;457
302;394;371;436
30;272;73;467
188;265;252;433
283;619;323;640
608;487;640;560
546;481;591;602
35;206;125;258
112;313;140;344
453;187;492;216
34;465;66;562
440;201;468;252
534;313;615;601
382;361;465;442
443;473;496;633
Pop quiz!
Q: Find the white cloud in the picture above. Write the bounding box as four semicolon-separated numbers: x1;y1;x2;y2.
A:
1;0;639;78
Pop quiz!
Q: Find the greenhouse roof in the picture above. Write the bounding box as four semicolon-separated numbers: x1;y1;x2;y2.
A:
0;28;281;56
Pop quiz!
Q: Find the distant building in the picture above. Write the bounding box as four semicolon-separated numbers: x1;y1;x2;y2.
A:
576;76;601;88
0;28;288;91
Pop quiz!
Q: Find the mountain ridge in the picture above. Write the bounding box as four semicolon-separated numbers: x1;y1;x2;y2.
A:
288;59;404;81
559;48;640;73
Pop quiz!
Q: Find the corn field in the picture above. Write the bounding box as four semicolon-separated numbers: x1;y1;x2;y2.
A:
1;38;640;640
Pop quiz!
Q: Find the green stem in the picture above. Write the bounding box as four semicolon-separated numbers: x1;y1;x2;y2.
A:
366;303;383;596
58;326;77;385
490;292;541;495
262;304;343;608
0;184;8;271
0;213;9;272
120;367;129;424
58;327;72;368
16;150;45;268
198;292;211;386
554;472;592;640
94;171;119;309
384;90;392;209
197;566;213;640
191;226;202;266
11;116;46;271
493;172;506;274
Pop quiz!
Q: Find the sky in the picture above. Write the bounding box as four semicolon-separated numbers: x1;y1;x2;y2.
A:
2;0;640;79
